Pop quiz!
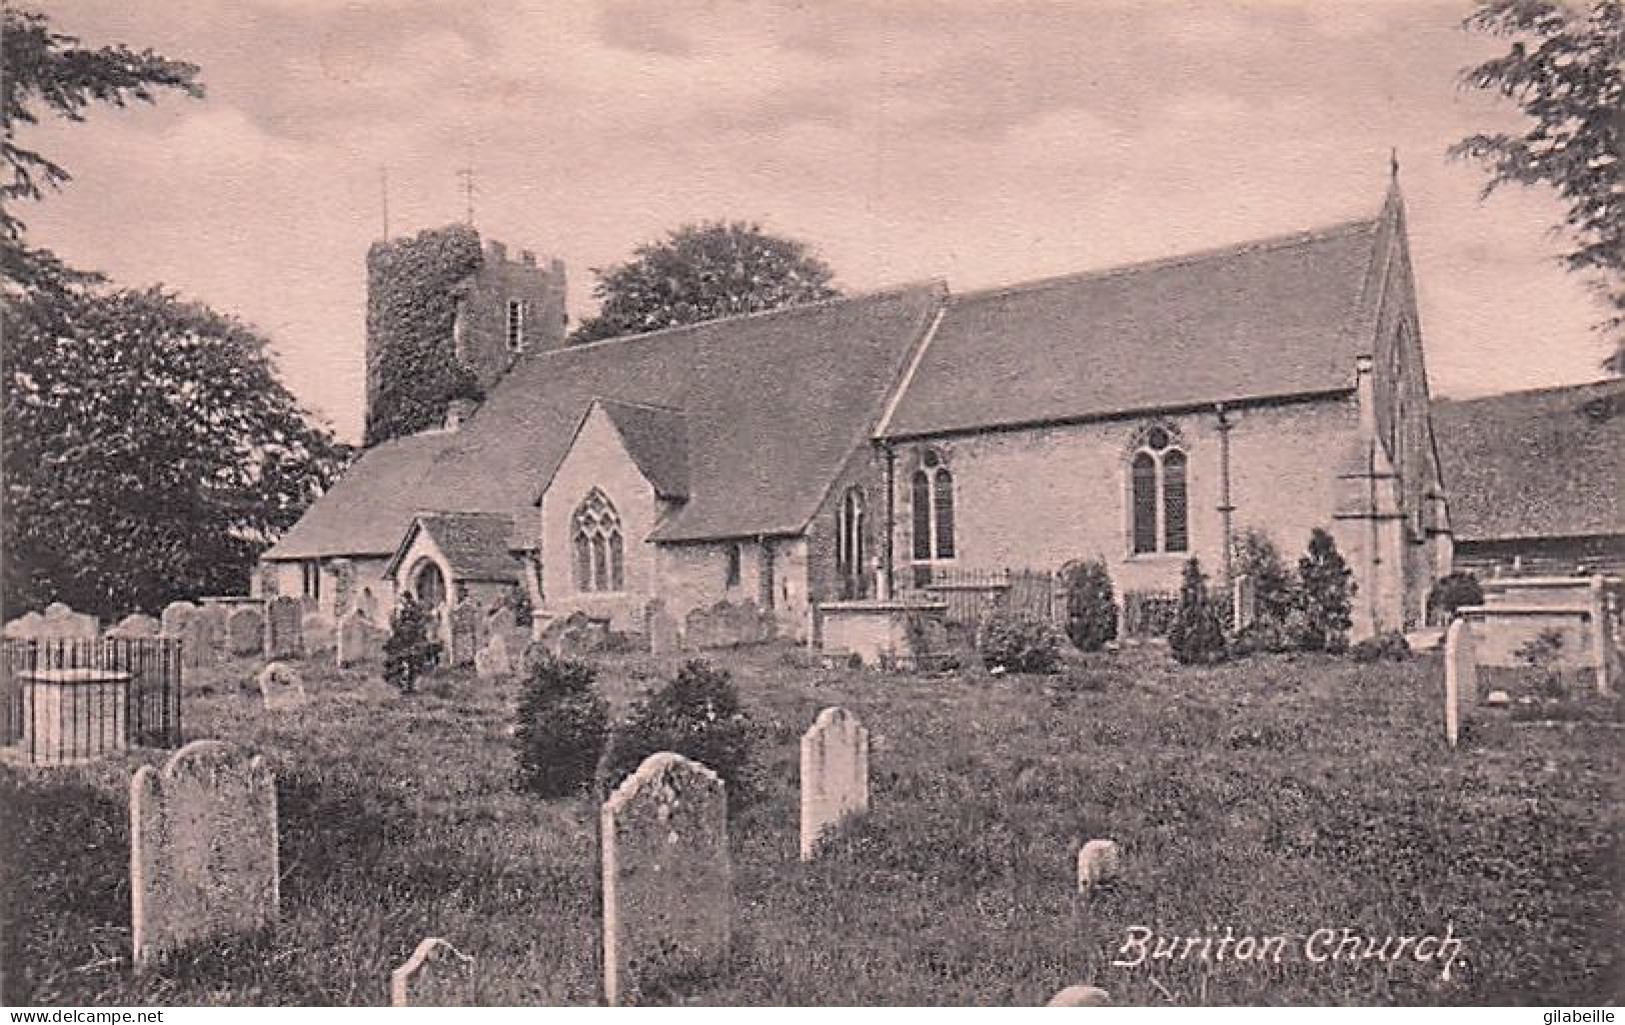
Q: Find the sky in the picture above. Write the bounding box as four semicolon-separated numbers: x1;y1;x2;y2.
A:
21;0;1616;443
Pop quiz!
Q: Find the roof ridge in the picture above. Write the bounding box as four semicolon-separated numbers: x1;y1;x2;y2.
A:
595;396;687;415
414;509;513;521
951;218;1381;304
528;278;950;357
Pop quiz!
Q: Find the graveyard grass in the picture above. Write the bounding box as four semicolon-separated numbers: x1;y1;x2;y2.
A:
3;645;1621;1006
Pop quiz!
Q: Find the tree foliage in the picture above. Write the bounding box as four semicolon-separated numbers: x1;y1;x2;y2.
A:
571;220;839;344
364;224;485;446
3;287;350;617
1169;557;1227;665
382;594;442;694
1294;528;1355;653
1;5;202;292
1451;0;1624;371
1061;558;1118;652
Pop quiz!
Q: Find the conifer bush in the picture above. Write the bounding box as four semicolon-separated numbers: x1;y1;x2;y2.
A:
1168;558;1227;664
1061;558;1118;652
513;654;609;798
382;594;441;694
1294;528;1355;653
598;660;754;807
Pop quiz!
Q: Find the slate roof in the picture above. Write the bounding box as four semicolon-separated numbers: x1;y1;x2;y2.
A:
596;399;690;500
385;511;520;583
1431;380;1624;543
878;219;1382;438
264;430;456;560
267;282;945;558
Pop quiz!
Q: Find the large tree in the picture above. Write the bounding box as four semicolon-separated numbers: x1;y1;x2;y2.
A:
1;5;202;294
3;288;350;616
571;220;839;344
1;7;347;617
1451;0;1624;373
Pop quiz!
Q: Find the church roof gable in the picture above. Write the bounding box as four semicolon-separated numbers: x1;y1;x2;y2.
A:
878;219;1382;438
384;511;519;583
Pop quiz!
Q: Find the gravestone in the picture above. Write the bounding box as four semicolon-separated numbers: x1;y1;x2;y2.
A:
3;611;45;639
1076;839;1121;892
799;706;870;861
475;631;512;679
601;752;731;1006
355;587;380;624
1047;985;1111;1007
257;563;280;598
257;662;308;711
646;599;681;655
541;611;609;659
227;607;264;656
41;602;99;638
1445;618;1476;749
197;605;231;665
160;601;197;639
302;612;336;655
449;600;484;667
336;611;384;667
390;936;475;1007
130;740;279;968
1232;574;1256;632
684;600;775;649
265;596;303;659
109;613;162;638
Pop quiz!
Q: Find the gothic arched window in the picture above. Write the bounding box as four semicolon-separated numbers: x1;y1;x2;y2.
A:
912;449;956;561
572;489;624;592
837;486;866;579
1129;426;1189;555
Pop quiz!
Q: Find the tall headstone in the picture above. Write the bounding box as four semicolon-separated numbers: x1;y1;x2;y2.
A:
355;587;380;624
1232;574;1256;632
390;937;475;1007
646;599;680;655
449;600;483;667
302;612;336;655
130;740;279;968
227;607;264;656
1445;617;1476;749
330;559;355;619
265;596;303;659
336;610;383;667
474;631;512;679
601;752;731;1006
799;706;870;860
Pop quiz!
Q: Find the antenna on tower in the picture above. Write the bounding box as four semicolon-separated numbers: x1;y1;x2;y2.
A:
457;167;477;226
379;166;391;240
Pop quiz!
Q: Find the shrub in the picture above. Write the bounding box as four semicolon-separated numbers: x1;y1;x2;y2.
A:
498;583;533;628
1427;571;1483;624
1232;527;1296;625
1061;559;1118;652
382;594;441;694
976;611;1062;674
598;660;754;806
1516;627;1567;699
1227;616;1297;657
513;654;609;798
1349;631;1413;663
1168;558;1227;664
1294;528;1355;653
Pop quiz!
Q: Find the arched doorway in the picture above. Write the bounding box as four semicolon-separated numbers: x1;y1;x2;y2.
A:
411;558;448;611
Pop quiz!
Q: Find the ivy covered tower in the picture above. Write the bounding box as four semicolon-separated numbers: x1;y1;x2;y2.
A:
363;224;567;447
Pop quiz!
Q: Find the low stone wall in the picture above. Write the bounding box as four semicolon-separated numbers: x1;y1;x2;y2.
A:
818;599;948;667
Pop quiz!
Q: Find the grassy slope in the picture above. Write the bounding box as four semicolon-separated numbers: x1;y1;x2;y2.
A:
1;645;1619;1006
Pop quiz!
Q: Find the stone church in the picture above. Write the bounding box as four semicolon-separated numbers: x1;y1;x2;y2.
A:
259;179;1452;646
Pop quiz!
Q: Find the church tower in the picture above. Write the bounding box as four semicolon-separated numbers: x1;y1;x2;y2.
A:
364;225;567;447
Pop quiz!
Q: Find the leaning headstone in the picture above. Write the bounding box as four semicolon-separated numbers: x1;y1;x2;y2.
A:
1445;617;1476;749
160;601;197;639
1076;839;1121;892
1047;985;1111;1007
799;706;870;860
265;596;303;659
108;613;162;639
257;662;307;711
601;752;731;1006
390;936;475;1007
449;600;483;667
130;740;279;968
227;607;264;656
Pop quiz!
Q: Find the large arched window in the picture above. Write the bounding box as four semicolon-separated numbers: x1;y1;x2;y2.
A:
572;489;624;592
911;449;956;561
1130;425;1189;555
412;558;447;610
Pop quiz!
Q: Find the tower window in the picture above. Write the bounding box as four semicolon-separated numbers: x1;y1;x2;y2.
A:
507;299;528;352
